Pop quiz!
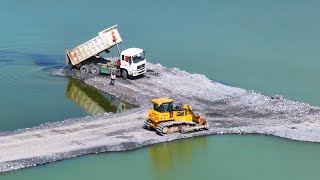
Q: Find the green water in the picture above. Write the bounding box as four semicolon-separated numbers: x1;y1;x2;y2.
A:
0;51;132;131
1;0;320;179
2;135;320;180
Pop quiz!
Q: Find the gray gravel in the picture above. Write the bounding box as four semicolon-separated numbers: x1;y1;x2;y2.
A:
1;62;320;173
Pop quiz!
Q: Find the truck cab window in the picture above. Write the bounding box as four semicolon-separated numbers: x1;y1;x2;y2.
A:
132;52;145;63
125;56;132;64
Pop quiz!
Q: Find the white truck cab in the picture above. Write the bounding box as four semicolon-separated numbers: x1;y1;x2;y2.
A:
119;48;146;79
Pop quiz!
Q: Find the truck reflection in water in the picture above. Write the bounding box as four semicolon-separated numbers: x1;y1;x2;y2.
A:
66;78;135;115
148;137;208;177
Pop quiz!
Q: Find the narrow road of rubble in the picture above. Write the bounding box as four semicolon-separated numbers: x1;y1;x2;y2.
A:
1;62;320;172
0;109;150;172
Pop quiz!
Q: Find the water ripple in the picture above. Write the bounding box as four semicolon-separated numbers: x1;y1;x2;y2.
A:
0;50;66;89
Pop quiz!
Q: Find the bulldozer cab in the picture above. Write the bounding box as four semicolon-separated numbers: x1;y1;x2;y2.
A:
151;98;174;112
153;102;173;112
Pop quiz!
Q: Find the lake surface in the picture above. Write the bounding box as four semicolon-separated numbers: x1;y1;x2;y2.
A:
1;0;320;179
2;135;320;180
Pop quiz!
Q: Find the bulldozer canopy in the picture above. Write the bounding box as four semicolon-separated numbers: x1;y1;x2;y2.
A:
151;98;173;105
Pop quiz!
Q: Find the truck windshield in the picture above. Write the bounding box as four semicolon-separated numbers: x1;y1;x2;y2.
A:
132;52;145;63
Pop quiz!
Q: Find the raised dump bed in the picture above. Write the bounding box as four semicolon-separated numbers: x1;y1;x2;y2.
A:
66;25;147;79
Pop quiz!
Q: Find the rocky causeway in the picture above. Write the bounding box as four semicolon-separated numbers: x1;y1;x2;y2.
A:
1;62;320;173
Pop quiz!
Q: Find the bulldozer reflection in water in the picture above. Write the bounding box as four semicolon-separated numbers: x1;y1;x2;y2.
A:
66;79;135;115
148;137;208;177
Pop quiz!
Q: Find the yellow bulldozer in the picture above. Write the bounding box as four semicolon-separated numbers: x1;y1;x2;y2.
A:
144;98;209;135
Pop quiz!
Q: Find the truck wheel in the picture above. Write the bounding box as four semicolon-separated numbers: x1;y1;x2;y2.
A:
121;69;128;80
90;65;100;76
80;65;90;75
116;69;121;77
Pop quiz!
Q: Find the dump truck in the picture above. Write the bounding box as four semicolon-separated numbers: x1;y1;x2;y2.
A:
144;98;209;135
66;25;146;79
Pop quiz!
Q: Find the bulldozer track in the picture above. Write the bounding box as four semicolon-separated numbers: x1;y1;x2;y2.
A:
143;119;152;130
155;121;197;135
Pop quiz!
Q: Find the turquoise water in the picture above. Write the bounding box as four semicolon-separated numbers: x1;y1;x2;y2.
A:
2;135;320;180
0;52;87;131
1;0;320;179
0;48;131;131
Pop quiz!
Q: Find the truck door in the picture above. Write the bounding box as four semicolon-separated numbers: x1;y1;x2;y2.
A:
121;55;131;67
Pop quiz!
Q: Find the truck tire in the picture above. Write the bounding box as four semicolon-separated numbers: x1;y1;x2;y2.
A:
90;65;100;76
116;69;121;77
121;69;128;80
80;65;90;75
